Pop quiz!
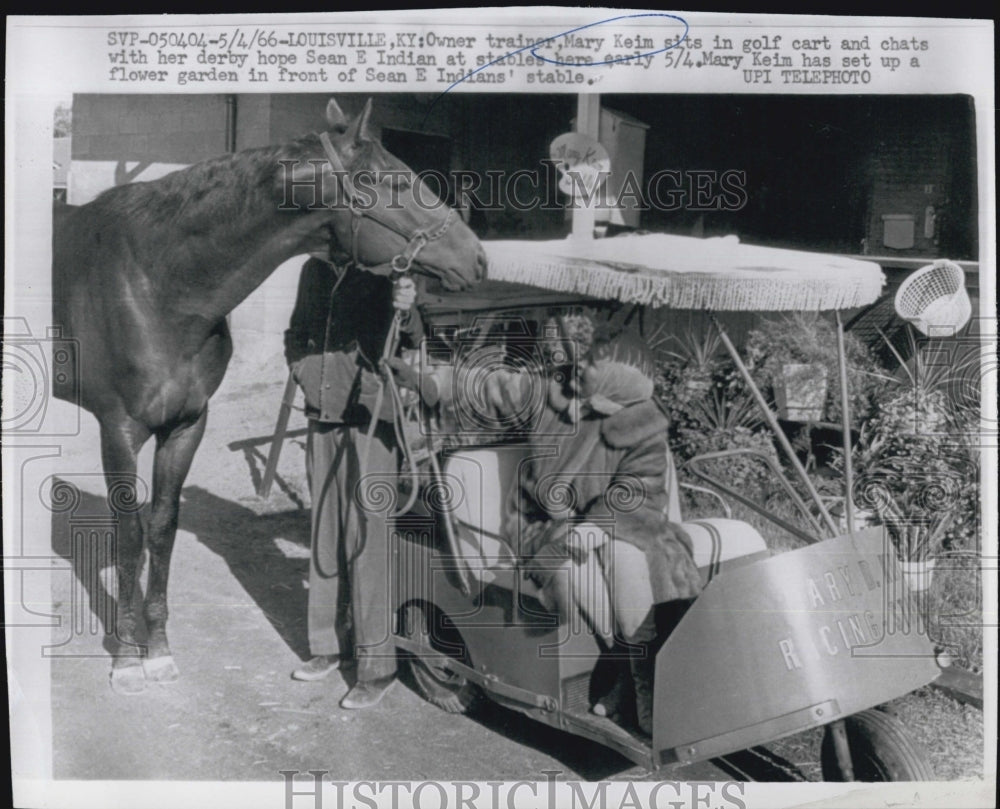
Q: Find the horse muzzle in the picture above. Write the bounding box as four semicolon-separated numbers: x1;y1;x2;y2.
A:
437;240;488;292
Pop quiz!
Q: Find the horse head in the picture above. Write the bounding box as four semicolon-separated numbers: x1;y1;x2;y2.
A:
286;98;486;292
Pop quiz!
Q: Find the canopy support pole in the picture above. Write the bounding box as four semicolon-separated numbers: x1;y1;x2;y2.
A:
835;310;856;535
571;94;600;241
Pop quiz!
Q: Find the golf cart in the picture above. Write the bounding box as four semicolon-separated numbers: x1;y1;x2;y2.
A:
385;234;944;780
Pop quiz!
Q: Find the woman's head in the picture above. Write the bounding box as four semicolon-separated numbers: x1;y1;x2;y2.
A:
578;328;656;414
542;309;597;371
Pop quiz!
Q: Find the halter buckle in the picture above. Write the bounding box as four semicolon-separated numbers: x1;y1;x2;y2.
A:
391;232;429;273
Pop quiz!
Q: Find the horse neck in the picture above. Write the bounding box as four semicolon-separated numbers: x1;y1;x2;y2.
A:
156;209;337;325
124;136;348;326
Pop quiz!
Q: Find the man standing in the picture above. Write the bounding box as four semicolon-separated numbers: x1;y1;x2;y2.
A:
284;257;419;709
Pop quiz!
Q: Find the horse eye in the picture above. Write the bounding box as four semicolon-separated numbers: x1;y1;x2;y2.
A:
390;173;411;191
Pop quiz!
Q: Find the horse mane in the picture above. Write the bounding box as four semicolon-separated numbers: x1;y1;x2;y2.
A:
87;133;332;230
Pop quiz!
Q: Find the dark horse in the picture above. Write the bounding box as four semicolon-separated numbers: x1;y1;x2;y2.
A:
52;98;486;694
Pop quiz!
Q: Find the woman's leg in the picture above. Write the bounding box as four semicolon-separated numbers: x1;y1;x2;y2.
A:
539;542;659;732
540;555;614;647
603;541;656;642
602;541;658;735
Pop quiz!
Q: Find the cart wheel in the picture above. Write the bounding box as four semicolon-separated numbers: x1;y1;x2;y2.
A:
400;604;478;715
821;710;935;781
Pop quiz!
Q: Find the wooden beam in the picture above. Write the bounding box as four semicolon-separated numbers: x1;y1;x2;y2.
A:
572;94;600;241
576;92;600;136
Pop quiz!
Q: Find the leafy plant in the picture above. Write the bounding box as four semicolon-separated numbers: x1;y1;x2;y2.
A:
653;322;780;501
873;325;977;436
674;388;778;501
651;323;724;402
835;324;982;560
656;326;723;376
849;431;972;560
745;312;890;427
686;387;763;435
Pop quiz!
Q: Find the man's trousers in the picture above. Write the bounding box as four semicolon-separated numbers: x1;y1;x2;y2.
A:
305;419;398;682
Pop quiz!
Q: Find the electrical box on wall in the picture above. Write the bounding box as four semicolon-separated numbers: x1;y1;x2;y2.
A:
882;214;916;249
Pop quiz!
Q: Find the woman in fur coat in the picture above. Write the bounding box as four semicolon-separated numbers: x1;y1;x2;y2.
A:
393;322;701;734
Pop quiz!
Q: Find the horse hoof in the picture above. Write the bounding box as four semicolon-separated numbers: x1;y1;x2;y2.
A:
143;655;180;683
110;666;147;695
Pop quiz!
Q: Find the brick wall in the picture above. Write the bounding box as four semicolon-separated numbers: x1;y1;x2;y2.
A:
866;125;951;257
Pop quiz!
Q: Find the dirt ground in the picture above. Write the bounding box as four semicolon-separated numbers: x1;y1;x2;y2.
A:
45;325;985;784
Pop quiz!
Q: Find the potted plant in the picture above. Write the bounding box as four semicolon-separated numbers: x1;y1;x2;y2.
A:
653;324;723;396
839;326;980;589
773;362;828;422
851;436;969;590
745;312;887;426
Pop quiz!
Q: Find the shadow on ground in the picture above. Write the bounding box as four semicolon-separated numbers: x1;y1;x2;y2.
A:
49;480;311;661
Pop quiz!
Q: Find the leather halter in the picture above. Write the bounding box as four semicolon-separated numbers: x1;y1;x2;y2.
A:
318;131;456;275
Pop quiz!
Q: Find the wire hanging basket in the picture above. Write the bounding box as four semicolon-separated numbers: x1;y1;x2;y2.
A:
894;260;971;336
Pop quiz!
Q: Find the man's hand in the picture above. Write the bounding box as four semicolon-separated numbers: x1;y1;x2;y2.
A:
392;277;417;311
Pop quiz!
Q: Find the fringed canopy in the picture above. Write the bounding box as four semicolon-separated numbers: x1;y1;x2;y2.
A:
484;234;885;311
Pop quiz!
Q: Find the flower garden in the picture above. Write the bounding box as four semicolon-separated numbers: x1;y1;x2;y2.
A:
656;308;984;673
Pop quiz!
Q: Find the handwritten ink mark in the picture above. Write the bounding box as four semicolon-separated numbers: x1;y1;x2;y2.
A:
422;13;688;124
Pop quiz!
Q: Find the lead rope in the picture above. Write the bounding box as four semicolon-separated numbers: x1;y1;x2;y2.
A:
357;307;401;488
317;129;456;529
385;354;421;517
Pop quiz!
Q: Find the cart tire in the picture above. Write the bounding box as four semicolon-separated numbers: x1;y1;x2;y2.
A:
400;604;478;715
821;710;935;781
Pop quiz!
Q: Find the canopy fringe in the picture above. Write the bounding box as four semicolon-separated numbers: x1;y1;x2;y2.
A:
484;235;885;311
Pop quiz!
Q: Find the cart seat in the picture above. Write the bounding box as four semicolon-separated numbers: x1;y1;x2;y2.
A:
444;447;527;579
680;519;769;584
442;447;769;587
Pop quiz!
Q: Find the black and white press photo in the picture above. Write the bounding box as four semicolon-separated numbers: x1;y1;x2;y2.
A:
5;11;996;809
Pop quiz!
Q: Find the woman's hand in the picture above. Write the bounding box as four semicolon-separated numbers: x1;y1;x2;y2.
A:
567;522;610;554
386;357;439;407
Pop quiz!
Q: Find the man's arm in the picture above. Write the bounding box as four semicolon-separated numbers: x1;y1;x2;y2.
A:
284;260;325;368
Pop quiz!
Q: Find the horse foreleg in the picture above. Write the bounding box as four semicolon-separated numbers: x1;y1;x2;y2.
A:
142;408;208;683
100;416;152;695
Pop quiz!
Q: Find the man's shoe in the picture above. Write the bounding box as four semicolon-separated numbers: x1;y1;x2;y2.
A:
291;655;340;681
339;675;396;709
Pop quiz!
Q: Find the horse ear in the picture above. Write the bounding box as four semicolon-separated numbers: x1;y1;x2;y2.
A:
325;98;348;133
349;98;374;144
